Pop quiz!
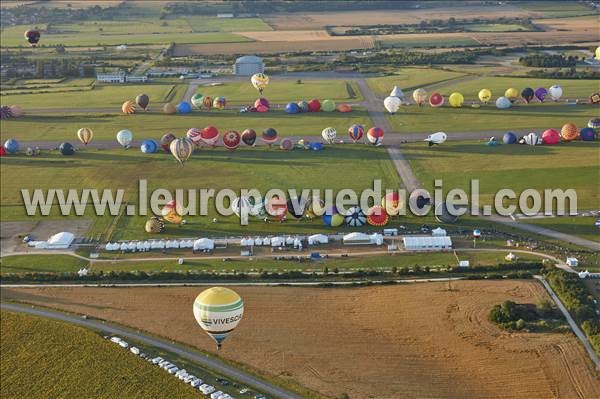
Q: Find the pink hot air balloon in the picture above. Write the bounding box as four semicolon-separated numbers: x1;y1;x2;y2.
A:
254;98;270;109
542;129;560;145
186;128;203;145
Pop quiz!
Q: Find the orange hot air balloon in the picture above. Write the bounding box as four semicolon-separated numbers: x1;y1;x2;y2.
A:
337;104;352;113
366;205;389;226
560;123;578;141
122;100;136;114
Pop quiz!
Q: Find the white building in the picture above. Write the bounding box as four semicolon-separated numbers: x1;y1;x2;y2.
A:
343;232;383;245
97;72;126;83
193;238;214;251
126;75;148;83
233;55;264;76
431;227;447;237
566;257;579;267
29;231;75;249
308;234;328;245
403;236;452;251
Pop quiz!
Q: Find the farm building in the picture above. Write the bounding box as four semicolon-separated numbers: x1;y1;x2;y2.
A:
403;236;452;251
233;55;264;76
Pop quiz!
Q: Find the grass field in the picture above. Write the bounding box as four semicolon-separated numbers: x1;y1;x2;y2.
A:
378;36;481;49
0;109;373;142
0;311;198;398
387;102;598;134
366;68;467;97
0;254;88;274
465;23;530;32
0;145;399;239
523;216;600;243
195;80;363;105
402;140;600;210
0;82;185;108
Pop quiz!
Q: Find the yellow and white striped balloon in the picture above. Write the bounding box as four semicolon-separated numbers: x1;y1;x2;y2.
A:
193;287;244;349
77;128;93;145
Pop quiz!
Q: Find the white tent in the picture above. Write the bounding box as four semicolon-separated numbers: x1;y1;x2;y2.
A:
240;237;254;246
343;232;383;245
403;236;452;251
43;232;75;249
262;237;271;245
308;234;328;245
285;236;294;245
431;227;447;237
193;238;215;251
271;236;285;247
254;237;263;246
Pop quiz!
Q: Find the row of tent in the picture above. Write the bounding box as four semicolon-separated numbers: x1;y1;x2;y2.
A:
105;239;196;251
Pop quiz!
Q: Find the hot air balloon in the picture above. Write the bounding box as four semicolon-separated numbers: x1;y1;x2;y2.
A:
122;100;136;114
366;205;389;226
0;147;6;157
223;130;241;150
542;129;560;145
503;132;517;144
449;92;464;108
24;29;40;46
4;139;19;154
9;105;23;117
141;139;158;153
262;128;278;146
162;200;184;225
231;197;252;219
382;191;403;216
596;46;600;60
145;217;165;233
213;96;226;110
297;101;309;112
282;197;304;219
163;103;176;114
285;102;300;114
580;127;596;141
280;137;294;151
424;132;447;146
478;89;492;103
191;93;204;109
59;142;74;156
201;126;219;147
251;73;269;94
310;142;324;151
177;101;192;114
305;197;325;218
495;96;511;109
135;94;149;111
193;287;244;350
266;196;288;221
241;128;257;146
384;96;401;114
367;127;384;145
160;133;176;152
170;138;193;165
344;206;366;227
390;86;404;100
523;132;541;146
0;106;13;119
435;202;459;224
321;99;336;112
254;97;270;109
337;104;352;113
322;206;344;227
186;128;203;145
409;190;431;212
202;96;213;110
321;127;336;144
589;118;600;131
77;128;93;145
521;88;534;104
504;88;519;103
534;87;547;102
308;99;321;112
348;124;364;143
429;92;444;107
412;88;427;106
548;85;562;101
590;92;600;104
560;123;578;141
256;104;269;113
116;129;133;148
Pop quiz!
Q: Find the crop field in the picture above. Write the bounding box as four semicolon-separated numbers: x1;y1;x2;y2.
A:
366;68;467;97
378;34;482;49
402;141;600;210
0;311;198;398
3;281;599;398
0;145;398;239
194;80;362;105
0;82;185;109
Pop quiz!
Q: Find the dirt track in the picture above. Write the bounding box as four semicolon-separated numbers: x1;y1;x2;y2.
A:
3;281;599;398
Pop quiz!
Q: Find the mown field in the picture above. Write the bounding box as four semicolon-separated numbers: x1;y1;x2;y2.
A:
523;216;600;243
0;108;373;142
402;140;600;210
0;145;399;239
0;311;198;398
194;79;363;105
366;68;467;97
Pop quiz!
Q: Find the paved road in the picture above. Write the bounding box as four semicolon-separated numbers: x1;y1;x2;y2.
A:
535;276;600;370
0;302;303;399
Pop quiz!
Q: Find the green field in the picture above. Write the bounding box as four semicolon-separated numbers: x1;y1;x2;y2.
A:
465;23;529;32
0;82;185;108
0;145;399;239
0;311;198;398
378;37;481;49
195;80;363;105
387;101;597;133
523;216;600;243
402;140;600;210
366;68;467;97
0;254;88;274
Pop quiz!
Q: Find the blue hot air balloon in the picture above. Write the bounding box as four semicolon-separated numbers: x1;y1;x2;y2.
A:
310;142;324;151
176;101;192;114
503;132;517;144
285;102;300;114
141;139;158;153
3;139;19;154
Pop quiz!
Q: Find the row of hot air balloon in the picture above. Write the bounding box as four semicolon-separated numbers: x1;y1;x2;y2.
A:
284;99;352;114
500;122;597;146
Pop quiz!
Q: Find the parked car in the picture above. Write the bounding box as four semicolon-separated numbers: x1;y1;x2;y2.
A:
129;347;140;355
118;341;129;349
211;391;224;399
167;367;179;375
191;378;203;387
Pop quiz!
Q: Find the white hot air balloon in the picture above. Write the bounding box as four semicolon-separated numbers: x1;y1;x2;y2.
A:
390;86;404;99
524;132;541;146
116;129;133;148
321;127;336;144
424;132;447;147
384;96;401;114
548;85;563;102
495;96;512;109
231;196;252;225
193;287;244;350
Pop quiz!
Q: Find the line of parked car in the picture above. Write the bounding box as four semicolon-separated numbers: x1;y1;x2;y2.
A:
106;335;265;399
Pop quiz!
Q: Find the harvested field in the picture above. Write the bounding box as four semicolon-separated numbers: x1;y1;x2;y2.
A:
173;36;375;55
236;30;335;42
3;281;599;399
264;7;539;30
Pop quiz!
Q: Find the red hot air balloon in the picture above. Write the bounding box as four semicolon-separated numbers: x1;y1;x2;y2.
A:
201;126;219;147
348;124;364;143
367;127;384;145
223;130;241;150
308;99;321;112
24;29;41;46
429;92;444;107
262;128;278;146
